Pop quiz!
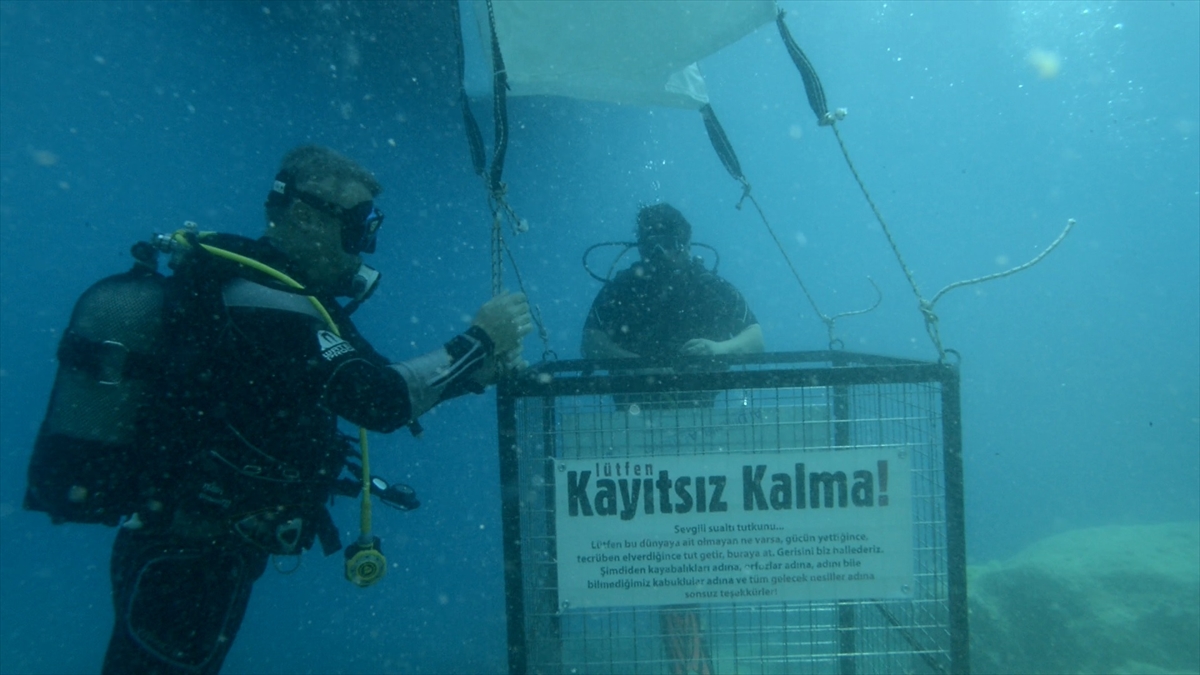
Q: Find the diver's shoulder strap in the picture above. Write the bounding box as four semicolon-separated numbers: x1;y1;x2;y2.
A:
222;277;324;321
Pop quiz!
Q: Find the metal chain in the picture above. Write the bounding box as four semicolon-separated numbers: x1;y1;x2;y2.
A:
487;193;555;360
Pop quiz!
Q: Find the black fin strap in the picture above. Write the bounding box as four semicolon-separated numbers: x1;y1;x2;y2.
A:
700;104;746;183
776;10;830;124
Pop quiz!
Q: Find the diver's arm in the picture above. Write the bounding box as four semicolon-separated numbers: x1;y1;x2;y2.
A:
388;326;494;418
321;325;495;432
680;324;764;356
724;323;764;354
390;293;532;418
582;327;639;359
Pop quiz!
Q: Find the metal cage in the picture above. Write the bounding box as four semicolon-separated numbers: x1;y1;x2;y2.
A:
496;352;968;675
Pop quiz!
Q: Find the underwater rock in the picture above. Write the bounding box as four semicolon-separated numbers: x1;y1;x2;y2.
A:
968;522;1200;675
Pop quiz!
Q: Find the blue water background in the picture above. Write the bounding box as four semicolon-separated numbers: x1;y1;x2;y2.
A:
1;1;1196;673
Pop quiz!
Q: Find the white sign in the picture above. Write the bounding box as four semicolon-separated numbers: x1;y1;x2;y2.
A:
554;446;913;609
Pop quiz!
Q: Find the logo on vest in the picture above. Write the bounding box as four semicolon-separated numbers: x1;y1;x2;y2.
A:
318;330;355;361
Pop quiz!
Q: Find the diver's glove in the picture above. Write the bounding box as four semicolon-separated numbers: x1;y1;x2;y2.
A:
472;292;533;354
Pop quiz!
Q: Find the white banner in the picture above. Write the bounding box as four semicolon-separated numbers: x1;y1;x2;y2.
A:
554;446;914;609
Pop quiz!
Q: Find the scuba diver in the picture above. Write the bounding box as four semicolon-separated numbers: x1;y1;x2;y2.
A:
582;202;764;366
23;144;533;675
581;202;765;674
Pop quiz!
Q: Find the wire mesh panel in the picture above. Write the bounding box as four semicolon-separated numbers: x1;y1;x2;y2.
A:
496;352;967;675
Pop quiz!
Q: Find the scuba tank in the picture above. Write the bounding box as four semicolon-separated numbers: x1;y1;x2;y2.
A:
24;243;167;525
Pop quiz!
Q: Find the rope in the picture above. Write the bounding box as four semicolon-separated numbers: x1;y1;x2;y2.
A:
699;103;836;330
829;124;926;308
738;187;881;348
927;218;1077;308
482;188;556;360
827;121;1077;360
459;0;568;363
702;97;879;347
777;5;1077;357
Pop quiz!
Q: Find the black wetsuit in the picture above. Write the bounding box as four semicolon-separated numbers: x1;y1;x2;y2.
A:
101;234;484;675
584;259;757;359
584;259;757;409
